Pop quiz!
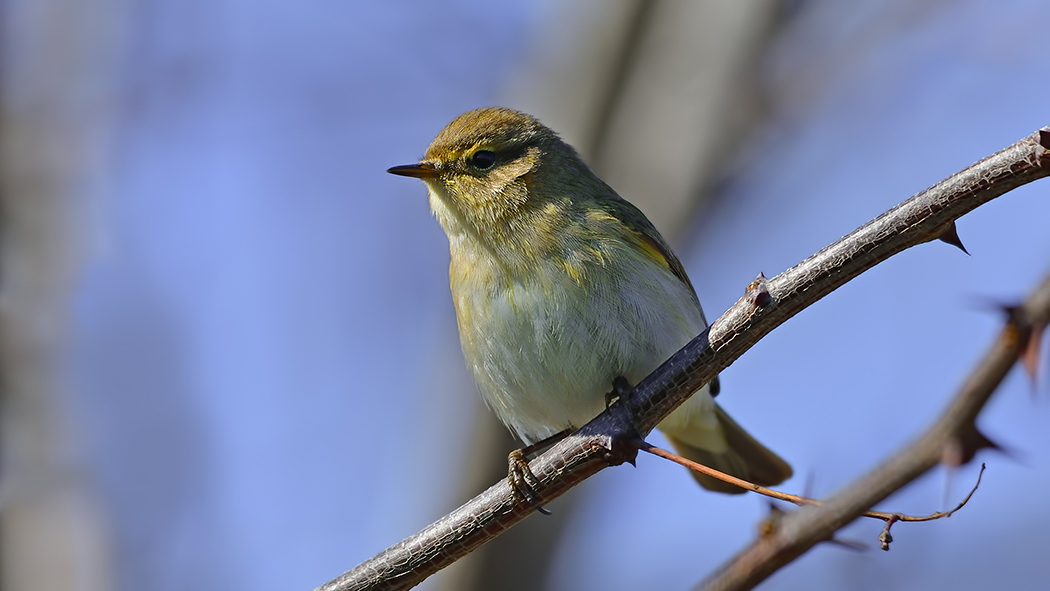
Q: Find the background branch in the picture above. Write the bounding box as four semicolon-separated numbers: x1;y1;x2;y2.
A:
320;128;1050;591
696;270;1050;591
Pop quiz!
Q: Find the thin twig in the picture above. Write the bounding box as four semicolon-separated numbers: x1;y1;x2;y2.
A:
638;442;985;536
882;463;985;524
318;128;1050;591
876;464;984;552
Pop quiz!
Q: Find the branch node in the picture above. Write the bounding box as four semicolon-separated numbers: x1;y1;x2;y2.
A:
605;434;640;468
746;272;773;308
876;463;986;551
878;515;900;551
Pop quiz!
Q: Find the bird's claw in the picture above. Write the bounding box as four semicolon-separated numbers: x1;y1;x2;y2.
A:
604;376;633;410
508;448;551;515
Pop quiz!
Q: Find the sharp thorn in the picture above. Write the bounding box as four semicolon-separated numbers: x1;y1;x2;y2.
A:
1021;322;1045;387
936;221;969;255
944;423;1001;467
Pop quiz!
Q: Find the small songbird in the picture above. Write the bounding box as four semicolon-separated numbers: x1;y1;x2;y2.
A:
388;108;791;494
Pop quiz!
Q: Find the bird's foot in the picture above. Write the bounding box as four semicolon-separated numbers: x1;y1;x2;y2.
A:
604;376;633;409
604;376;641;467
507;448;551;515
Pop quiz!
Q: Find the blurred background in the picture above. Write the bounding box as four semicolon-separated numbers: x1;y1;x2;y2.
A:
2;1;1049;590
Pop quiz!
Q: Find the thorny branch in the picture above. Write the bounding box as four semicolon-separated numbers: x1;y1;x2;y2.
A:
318;128;1050;591
696;271;1050;591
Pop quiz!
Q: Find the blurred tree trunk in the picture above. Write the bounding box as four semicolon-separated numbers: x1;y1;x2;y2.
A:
0;0;124;589
434;1;784;590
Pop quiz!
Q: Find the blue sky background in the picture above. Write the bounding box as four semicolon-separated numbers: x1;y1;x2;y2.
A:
58;1;1050;589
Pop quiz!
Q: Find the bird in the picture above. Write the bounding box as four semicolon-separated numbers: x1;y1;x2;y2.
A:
388;107;791;495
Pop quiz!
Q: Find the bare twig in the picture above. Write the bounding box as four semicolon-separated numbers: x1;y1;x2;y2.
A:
696;272;1050;591
638;442;985;542
878;464;984;551
318;129;1050;591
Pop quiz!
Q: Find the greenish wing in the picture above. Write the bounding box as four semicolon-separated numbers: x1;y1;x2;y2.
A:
602;197;719;396
602;197;699;301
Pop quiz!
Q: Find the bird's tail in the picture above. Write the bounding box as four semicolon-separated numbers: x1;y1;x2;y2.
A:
663;405;792;494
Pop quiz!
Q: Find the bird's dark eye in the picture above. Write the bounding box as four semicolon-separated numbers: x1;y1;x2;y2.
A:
470;150;496;170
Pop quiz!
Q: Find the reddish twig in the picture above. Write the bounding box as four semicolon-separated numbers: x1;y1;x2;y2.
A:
639;441;984;549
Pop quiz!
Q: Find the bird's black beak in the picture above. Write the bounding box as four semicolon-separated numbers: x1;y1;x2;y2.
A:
387;162;441;179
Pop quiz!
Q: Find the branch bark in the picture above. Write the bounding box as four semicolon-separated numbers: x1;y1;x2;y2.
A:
318;128;1050;591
